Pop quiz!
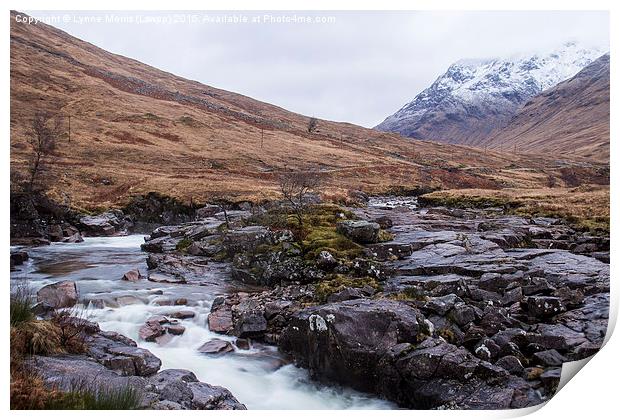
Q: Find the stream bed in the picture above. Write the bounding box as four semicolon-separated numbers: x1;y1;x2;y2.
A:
10;235;394;410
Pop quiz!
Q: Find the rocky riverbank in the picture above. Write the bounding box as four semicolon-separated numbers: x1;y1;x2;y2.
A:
10;191;199;246
12;195;610;410
136;196;608;409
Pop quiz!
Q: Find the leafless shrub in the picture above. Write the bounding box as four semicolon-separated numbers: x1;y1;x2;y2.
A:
26;112;64;192
278;171;324;232
50;308;94;354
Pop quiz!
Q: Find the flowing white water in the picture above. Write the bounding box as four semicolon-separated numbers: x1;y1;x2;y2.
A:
10;235;395;410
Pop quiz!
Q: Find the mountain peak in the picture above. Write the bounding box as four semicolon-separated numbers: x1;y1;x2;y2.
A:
376;42;605;143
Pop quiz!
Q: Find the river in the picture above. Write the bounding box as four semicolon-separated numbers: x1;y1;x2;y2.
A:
10;235;394;409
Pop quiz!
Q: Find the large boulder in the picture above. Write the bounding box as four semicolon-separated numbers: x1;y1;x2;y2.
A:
279;299;426;390
37;281;78;309
336;220;380;244
279;299;542;409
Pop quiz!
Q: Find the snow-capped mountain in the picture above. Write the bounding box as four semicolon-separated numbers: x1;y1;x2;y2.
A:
375;42;606;145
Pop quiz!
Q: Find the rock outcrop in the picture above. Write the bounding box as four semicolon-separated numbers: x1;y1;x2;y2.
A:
27;320;245;410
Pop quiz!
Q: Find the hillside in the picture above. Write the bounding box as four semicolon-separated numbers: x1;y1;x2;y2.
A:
480;54;610;162
9;12;607;210
375;43;603;149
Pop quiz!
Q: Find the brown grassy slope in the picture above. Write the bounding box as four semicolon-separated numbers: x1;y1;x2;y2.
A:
9;12;607;210
480;54;610;163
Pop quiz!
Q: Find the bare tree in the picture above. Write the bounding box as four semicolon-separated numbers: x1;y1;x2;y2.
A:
307;117;318;133
278;171;323;231
26;112;63;192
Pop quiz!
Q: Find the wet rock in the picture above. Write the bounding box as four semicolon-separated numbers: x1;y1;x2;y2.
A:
116;295;144;306
208;306;234;334
148;369;246;410
525;296;565;319
235;338;251;350
234;310;268;338
142;236;182;253
10;250;29;266
474;339;501;361
37;281;78;309
533;349;567;367
336;220;380;244
502;286;523;306
107;346;162;376
122;269;142;282
62;232;84;243
280;299;425;392
148;272;187;284
198;339;234;355
189;382;246;410
167;325;186;336
139;318;166;342
169;310;195;320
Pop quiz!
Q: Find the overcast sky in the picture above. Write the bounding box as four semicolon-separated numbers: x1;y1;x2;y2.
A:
29;10;609;127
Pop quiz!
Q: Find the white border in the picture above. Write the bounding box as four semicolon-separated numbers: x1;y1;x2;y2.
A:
3;1;617;419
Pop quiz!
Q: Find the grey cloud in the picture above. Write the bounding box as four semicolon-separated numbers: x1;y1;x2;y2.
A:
28;10;609;127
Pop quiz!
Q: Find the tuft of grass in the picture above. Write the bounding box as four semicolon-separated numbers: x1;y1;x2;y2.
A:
11;321;64;356
10;285;35;327
70;383;143;410
11;376;142;410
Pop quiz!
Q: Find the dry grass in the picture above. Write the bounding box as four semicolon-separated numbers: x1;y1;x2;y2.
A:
420;185;610;233
9;13;609;212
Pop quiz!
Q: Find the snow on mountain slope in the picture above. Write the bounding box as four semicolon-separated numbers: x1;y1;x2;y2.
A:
480;53;609;162
376;42;605;145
